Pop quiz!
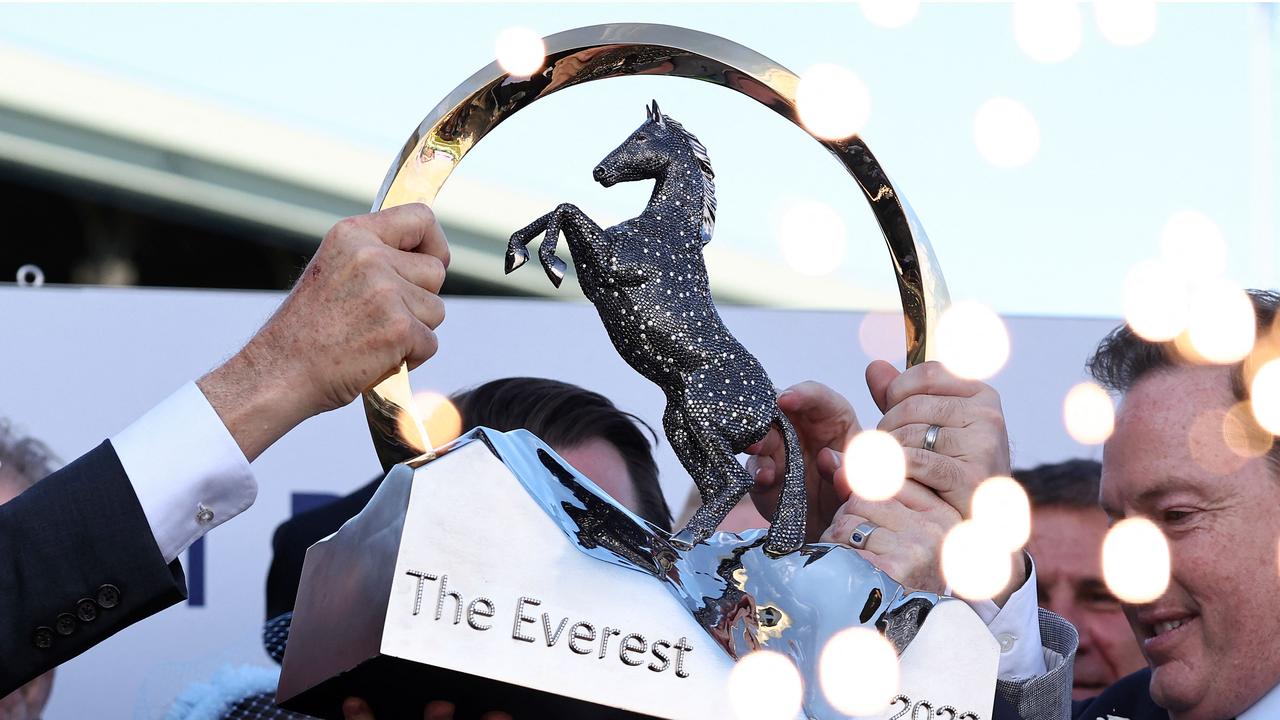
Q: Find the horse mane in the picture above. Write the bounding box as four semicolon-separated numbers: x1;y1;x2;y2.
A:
661;114;717;246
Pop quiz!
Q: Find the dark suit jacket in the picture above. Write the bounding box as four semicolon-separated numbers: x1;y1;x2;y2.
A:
0;441;186;696
1073;669;1168;720
265;476;380;620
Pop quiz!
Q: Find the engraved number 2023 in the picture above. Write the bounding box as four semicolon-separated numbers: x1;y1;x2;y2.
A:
888;694;981;720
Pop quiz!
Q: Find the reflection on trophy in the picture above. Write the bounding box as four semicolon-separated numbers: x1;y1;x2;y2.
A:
278;23;997;720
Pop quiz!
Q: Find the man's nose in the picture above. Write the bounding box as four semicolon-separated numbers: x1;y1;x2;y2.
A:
592;166;607;181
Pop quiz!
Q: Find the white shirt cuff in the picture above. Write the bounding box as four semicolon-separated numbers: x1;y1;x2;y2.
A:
111;381;257;564
957;554;1047;682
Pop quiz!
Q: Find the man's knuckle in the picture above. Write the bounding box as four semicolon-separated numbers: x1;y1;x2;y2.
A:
352;242;385;269
421;328;440;357
385;312;414;339
411;202;437;227
429;295;446;326
332;215;364;238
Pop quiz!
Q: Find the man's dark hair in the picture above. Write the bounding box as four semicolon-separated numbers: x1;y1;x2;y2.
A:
450;377;672;531
1012;459;1102;509
1086;288;1280;469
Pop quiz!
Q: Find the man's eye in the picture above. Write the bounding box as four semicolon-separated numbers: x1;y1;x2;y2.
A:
1086;591;1121;607
1163;509;1194;524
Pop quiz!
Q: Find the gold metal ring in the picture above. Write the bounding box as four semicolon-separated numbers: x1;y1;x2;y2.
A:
365;23;950;471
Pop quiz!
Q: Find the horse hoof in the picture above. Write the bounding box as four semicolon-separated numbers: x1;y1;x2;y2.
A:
505;246;529;274
544;256;567;287
763;536;801;557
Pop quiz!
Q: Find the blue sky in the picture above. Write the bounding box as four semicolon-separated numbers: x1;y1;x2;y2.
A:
0;2;1275;318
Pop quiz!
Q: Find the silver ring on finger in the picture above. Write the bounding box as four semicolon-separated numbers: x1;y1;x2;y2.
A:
849;522;878;550
922;424;942;453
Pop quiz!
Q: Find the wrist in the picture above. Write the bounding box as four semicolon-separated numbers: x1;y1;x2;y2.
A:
197;337;312;462
991;550;1030;608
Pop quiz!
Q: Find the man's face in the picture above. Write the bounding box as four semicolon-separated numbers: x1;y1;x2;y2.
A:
1101;366;1280;719
1028;505;1146;699
558;438;638;512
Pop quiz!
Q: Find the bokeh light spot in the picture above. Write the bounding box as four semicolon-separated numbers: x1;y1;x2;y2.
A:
1103;518;1170;604
843;430;906;501
1251;359;1280;435
1223;401;1273;459
971;477;1031;551
1064;381;1115;445
778;200;848;276
1095;0;1158;47
942;520;1012;601
415;391;464;445
973;97;1041;168
1188;408;1247;477
1013;0;1083;63
1122;259;1190;341
819;627;900;715
796;63;871;141
495;27;546;78
728;650;803;720
936;301;1010;380
1186;280;1255;365
396;391;463;454
860;0;920;28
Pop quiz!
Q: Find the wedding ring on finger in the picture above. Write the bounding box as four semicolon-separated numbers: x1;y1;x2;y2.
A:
922;424;942;453
848;522;878;550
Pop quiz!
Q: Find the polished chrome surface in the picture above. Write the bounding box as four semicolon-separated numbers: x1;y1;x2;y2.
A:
283;427;949;718
475;427;939;718
363;23;950;468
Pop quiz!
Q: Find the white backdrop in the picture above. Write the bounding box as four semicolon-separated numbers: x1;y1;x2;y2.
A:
0;286;1118;718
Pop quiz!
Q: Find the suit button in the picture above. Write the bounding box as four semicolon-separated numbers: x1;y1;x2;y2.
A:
55;613;76;636
76;598;98;622
33;626;54;649
96;584;120;609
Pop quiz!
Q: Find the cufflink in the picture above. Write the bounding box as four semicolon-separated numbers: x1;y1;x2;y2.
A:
196;503;215;524
96;584;120;609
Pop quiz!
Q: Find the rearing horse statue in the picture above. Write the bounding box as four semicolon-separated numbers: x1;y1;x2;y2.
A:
505;100;806;555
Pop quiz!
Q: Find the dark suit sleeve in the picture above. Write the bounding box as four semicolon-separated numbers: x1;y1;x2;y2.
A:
0;440;187;696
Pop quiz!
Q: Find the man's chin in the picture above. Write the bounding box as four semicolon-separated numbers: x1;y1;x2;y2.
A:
1148;664;1201;718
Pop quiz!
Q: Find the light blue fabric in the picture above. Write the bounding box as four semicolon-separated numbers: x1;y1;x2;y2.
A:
164;665;280;720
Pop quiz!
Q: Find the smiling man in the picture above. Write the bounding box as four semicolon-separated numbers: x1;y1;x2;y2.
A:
997;289;1280;720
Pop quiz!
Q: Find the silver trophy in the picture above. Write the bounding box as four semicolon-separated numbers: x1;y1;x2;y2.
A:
278;24;997;720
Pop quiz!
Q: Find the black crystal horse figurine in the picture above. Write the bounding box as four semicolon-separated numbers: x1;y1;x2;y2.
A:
505;100;806;555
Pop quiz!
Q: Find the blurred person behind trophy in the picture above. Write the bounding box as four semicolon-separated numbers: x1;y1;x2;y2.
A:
1013;459;1146;701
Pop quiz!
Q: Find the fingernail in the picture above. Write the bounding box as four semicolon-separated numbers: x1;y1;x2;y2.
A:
824;448;843;468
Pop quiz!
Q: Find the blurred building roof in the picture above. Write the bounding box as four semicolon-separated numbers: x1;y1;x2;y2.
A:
0;41;898;308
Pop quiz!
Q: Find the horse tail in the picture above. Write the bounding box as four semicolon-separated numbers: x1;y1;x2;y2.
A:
764;410;808;555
